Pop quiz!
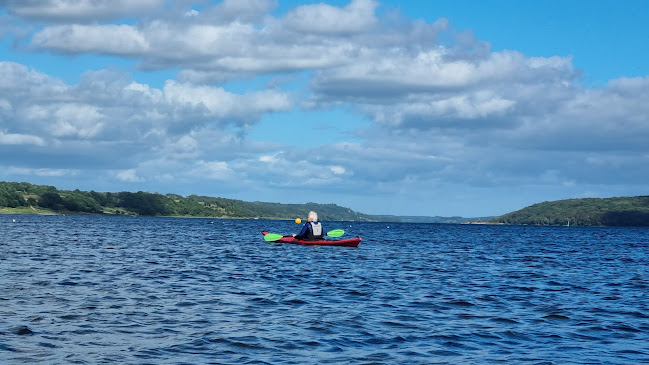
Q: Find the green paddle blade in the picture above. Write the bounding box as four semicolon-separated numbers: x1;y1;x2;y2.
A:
326;229;345;237
264;233;284;242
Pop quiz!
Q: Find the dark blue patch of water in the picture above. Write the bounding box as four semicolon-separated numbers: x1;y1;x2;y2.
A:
1;215;648;364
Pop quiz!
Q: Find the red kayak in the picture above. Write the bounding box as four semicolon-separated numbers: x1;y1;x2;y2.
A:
261;231;361;247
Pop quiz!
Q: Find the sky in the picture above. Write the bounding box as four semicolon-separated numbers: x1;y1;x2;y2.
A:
1;0;648;217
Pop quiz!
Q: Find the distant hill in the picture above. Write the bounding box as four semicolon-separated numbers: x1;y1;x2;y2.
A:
7;181;647;226
490;196;649;227
0;180;470;222
0;181;384;220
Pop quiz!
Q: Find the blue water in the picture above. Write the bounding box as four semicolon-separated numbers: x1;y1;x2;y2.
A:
1;215;648;364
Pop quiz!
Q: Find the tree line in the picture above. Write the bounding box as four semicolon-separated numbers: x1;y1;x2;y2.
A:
5;181;648;225
490;196;649;227
0;181;383;221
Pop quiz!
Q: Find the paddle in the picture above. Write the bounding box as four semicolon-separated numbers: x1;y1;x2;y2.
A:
326;229;345;237
263;229;345;242
264;233;284;242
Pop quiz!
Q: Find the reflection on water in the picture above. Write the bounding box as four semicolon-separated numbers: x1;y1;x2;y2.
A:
1;215;648;364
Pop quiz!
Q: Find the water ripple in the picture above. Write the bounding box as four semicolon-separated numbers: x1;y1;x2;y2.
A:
1;215;648;364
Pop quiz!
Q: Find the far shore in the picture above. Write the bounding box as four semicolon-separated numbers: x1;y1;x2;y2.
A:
0;209;301;221
461;221;502;225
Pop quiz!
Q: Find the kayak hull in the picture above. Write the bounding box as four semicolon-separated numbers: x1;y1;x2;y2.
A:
261;231;361;247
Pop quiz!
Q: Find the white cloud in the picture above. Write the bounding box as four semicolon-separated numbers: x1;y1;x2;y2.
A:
162;81;291;122
2;0;165;21
283;0;379;34
116;169;144;182
365;91;516;128
310;49;576;103
259;154;280;164
206;0;277;24
32;24;149;55
6;166;76;177
20;0;442;81
24;103;106;140
0;1;648;216
0;61;291;142
237;153;352;188
50;104;105;138
190;160;235;181
184;9;199;18
0;59;293;185
0;131;45;146
0;61;67;94
0;98;12;112
330;166;346;175
155;135;200;160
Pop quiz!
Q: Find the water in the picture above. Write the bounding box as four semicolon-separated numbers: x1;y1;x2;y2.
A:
1;215;648;364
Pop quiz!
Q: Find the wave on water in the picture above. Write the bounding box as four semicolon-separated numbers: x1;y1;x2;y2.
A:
1;215;648;364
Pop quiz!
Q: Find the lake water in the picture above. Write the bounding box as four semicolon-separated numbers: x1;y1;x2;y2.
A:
1;214;648;364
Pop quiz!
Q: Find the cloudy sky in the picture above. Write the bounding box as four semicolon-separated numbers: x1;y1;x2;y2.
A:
1;0;648;217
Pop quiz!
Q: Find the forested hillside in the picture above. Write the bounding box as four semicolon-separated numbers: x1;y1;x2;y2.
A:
0;181;385;221
490;196;649;226
8;181;645;226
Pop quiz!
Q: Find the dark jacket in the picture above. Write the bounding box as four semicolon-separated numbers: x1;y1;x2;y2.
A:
295;221;324;240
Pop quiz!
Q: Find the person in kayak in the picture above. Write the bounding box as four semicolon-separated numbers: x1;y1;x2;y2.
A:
292;211;324;240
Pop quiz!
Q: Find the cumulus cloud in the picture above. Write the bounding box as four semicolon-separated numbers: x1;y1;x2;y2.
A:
0;0;166;22
283;0;379;34
6;166;77;177
234;151;353;189
116;169;145;182
0;0;647;215
155;135;200;160
21;0;445;81
0;61;291;141
32;24;150;55
162;81;291;123
312;50;576;101
0;59;292;188
259;153;280;164
330;166;346;175
189;160;236;181
0;61;67;95
0;131;45;146
202;0;277;24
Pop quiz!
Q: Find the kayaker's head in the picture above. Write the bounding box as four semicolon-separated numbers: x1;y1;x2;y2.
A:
307;211;318;222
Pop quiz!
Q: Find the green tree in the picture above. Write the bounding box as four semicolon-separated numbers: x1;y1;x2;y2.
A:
39;192;65;211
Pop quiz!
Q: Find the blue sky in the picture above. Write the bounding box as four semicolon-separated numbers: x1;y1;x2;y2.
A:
1;0;648;217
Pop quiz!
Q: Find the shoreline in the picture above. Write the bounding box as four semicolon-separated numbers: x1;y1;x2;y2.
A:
0;210;298;221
